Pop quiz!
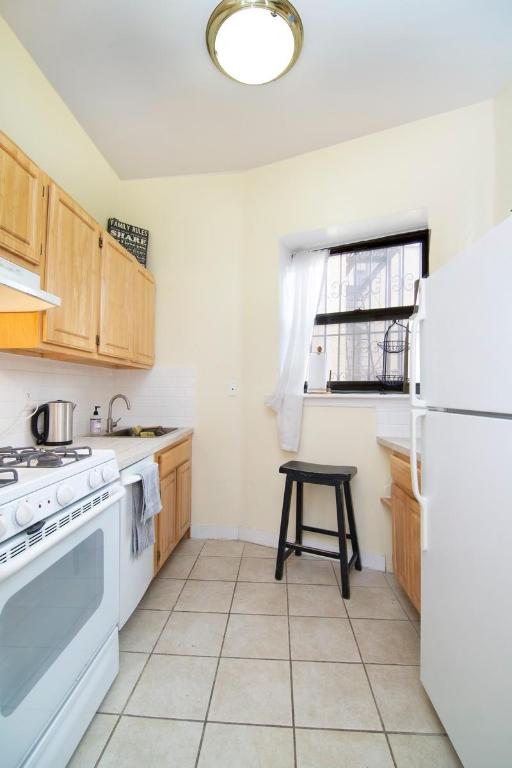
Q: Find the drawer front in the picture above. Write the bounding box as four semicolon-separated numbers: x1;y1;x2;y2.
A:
158;438;192;477
390;453;421;496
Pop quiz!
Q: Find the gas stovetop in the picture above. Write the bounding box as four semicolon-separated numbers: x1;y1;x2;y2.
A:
0;445;120;544
0;446;95;489
0;445;93;470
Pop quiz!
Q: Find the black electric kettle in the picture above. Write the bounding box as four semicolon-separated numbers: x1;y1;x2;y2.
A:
31;400;76;446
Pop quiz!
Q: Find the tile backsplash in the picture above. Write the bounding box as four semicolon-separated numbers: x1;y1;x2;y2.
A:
113;367;195;429
0;352;195;446
375;396;411;438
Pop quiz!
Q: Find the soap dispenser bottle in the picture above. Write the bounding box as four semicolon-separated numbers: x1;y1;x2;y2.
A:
90;405;102;434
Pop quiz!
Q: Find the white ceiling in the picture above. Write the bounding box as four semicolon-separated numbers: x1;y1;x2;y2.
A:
1;0;512;178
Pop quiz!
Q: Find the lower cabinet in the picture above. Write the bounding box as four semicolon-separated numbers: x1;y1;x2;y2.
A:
407;497;421;610
391;484;408;589
176;460;192;541
154;437;192;575
390;452;421;613
157;470;178;570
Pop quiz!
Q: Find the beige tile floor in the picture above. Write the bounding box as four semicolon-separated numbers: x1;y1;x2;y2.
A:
68;539;462;768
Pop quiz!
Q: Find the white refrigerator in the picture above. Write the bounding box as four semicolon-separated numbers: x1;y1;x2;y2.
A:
409;216;512;768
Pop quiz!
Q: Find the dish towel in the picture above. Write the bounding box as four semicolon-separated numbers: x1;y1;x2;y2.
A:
132;463;162;556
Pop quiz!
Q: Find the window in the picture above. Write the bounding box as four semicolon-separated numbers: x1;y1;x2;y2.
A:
310;230;429;392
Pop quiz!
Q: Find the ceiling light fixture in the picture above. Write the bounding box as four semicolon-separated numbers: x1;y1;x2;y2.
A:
206;0;303;85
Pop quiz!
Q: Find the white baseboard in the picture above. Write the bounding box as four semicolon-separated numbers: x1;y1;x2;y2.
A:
238;527;278;548
190;524;239;540
190;524;386;572
357;550;386;572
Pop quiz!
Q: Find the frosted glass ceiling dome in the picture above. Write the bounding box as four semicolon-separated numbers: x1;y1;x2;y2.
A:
207;1;303;85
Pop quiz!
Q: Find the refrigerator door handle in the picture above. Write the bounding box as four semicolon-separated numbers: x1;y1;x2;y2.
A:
410;409;428;551
409;279;427;409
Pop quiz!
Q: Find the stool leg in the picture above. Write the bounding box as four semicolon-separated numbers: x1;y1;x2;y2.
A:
344;481;362;571
335;484;350;599
275;477;293;580
295;481;303;556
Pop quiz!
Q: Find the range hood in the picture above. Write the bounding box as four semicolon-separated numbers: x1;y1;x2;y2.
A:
0;256;60;312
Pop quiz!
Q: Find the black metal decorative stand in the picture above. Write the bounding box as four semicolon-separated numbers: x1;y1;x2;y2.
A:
377;320;408;389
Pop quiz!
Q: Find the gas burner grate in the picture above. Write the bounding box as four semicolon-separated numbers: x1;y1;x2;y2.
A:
29;451;62;468
52;446;93;460
0;445;93;469
0;468;18;487
0;447;33;468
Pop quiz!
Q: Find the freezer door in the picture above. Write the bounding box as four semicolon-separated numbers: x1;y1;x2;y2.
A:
421;216;512;414
421;410;512;768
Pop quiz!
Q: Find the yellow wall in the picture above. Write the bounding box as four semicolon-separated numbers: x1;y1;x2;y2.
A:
240;101;495;564
0;17;501;565
495;81;512;223
118;175;244;531
0;17;120;224
116;101;495;565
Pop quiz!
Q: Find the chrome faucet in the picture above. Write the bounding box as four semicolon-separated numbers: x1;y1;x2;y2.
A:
106;394;131;434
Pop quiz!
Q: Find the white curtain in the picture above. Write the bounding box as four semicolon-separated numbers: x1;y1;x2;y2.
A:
266;248;328;452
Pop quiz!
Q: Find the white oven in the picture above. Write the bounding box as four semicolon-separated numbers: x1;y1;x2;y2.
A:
0;481;123;768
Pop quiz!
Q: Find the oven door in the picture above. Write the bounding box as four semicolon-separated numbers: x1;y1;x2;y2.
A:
0;485;123;768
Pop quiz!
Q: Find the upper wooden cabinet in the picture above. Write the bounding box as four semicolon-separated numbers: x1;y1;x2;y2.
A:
98;232;135;362
43;183;100;353
0;132;46;269
133;263;155;366
0;130;155;369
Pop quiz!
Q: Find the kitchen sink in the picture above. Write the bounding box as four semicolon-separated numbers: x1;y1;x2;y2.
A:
101;427;179;438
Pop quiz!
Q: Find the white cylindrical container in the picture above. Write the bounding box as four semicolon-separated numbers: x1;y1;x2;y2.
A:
308;346;327;391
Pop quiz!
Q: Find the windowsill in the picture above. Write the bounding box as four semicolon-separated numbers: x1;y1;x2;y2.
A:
303;392;409;407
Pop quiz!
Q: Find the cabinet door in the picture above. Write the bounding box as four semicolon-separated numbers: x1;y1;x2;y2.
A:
133;265;155;366
391;484;408;589
43;183;100;352
176;460;191;540
156;469;177;572
406;496;421;612
98;233;135;360
0;131;45;268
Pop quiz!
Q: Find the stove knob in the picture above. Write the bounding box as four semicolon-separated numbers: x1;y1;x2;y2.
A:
16;502;34;527
0;517;7;538
57;484;75;506
102;464;115;483
88;470;102;489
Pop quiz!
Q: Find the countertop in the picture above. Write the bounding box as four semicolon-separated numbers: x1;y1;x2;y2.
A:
377;436;422;460
73;428;194;470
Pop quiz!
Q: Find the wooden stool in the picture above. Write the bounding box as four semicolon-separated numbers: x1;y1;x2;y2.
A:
274;460;361;598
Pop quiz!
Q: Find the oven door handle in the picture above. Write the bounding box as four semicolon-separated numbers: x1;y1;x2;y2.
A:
0;486;125;582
